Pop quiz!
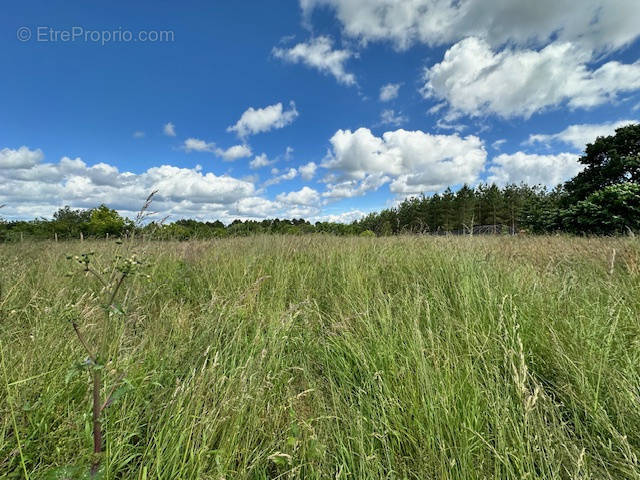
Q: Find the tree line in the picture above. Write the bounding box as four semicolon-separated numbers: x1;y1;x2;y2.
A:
1;124;638;241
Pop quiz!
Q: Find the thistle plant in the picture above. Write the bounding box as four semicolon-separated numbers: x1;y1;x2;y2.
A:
65;246;146;476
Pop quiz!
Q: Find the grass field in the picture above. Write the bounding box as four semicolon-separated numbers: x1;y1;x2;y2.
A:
2;235;640;479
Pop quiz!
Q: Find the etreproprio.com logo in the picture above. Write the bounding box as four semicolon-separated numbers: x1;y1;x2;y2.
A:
17;26;175;45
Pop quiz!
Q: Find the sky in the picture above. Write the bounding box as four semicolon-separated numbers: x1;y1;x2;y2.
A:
1;0;639;223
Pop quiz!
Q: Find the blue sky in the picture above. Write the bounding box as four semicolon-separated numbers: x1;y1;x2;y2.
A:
1;0;639;223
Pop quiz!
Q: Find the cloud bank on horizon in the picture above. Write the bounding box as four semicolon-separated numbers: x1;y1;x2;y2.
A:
1;0;639;223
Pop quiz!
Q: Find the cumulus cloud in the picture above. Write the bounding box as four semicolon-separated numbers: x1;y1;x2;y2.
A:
0;146;44;169
0;146;403;223
422;37;640;119
250;153;275;169
133;131;145;139
182;139;251;161
287;206;321;218
379;109;408;127
527;120;638;150
183;138;216;153
273;36;356;86
298;161;318;180
227;102;299;138
323;173;390;198
0;146;285;222
163;122;176;137
299;1;640;120
379;83;400;102
312;209;367;224
215;144;252;161
233;197;281;217
264;167;298;187
487;152;582;187
300;0;640;52
322;127;486;194
276;186;321;206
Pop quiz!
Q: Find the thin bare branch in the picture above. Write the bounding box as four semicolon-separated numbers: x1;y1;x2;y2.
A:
71;321;96;363
107;272;127;308
86;267;109;289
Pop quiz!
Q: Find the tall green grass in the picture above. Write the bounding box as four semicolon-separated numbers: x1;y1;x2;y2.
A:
2;235;640;479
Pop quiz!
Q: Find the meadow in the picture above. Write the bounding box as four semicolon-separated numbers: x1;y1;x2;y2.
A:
2;235;640;479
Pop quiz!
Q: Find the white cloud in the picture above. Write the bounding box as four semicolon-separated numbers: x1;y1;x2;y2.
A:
273;36;356;86
0;149;273;221
527;120;638;150
288;206;321;218
183;138;216;153
233;197;281;217
227;102;299;138
422;37;640;119
323;173;390;198
488;152;582;187
215;144;252;161
163;122;176;137
298;161;318;180
276;186;321;206
250;153;274;169
0;146;44;169
323;127;486;194
379;109;408;127
428;102;447;115
435;119;466;132
182;140;252;161
0;146;404;223
145;167;255;205
264;167;298;186
300;1;640;120
379;83;400;102
285;146;294;160
491;139;507;151
312;209;367;224
251;147;296;169
133;131;145;139
300;0;640;52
